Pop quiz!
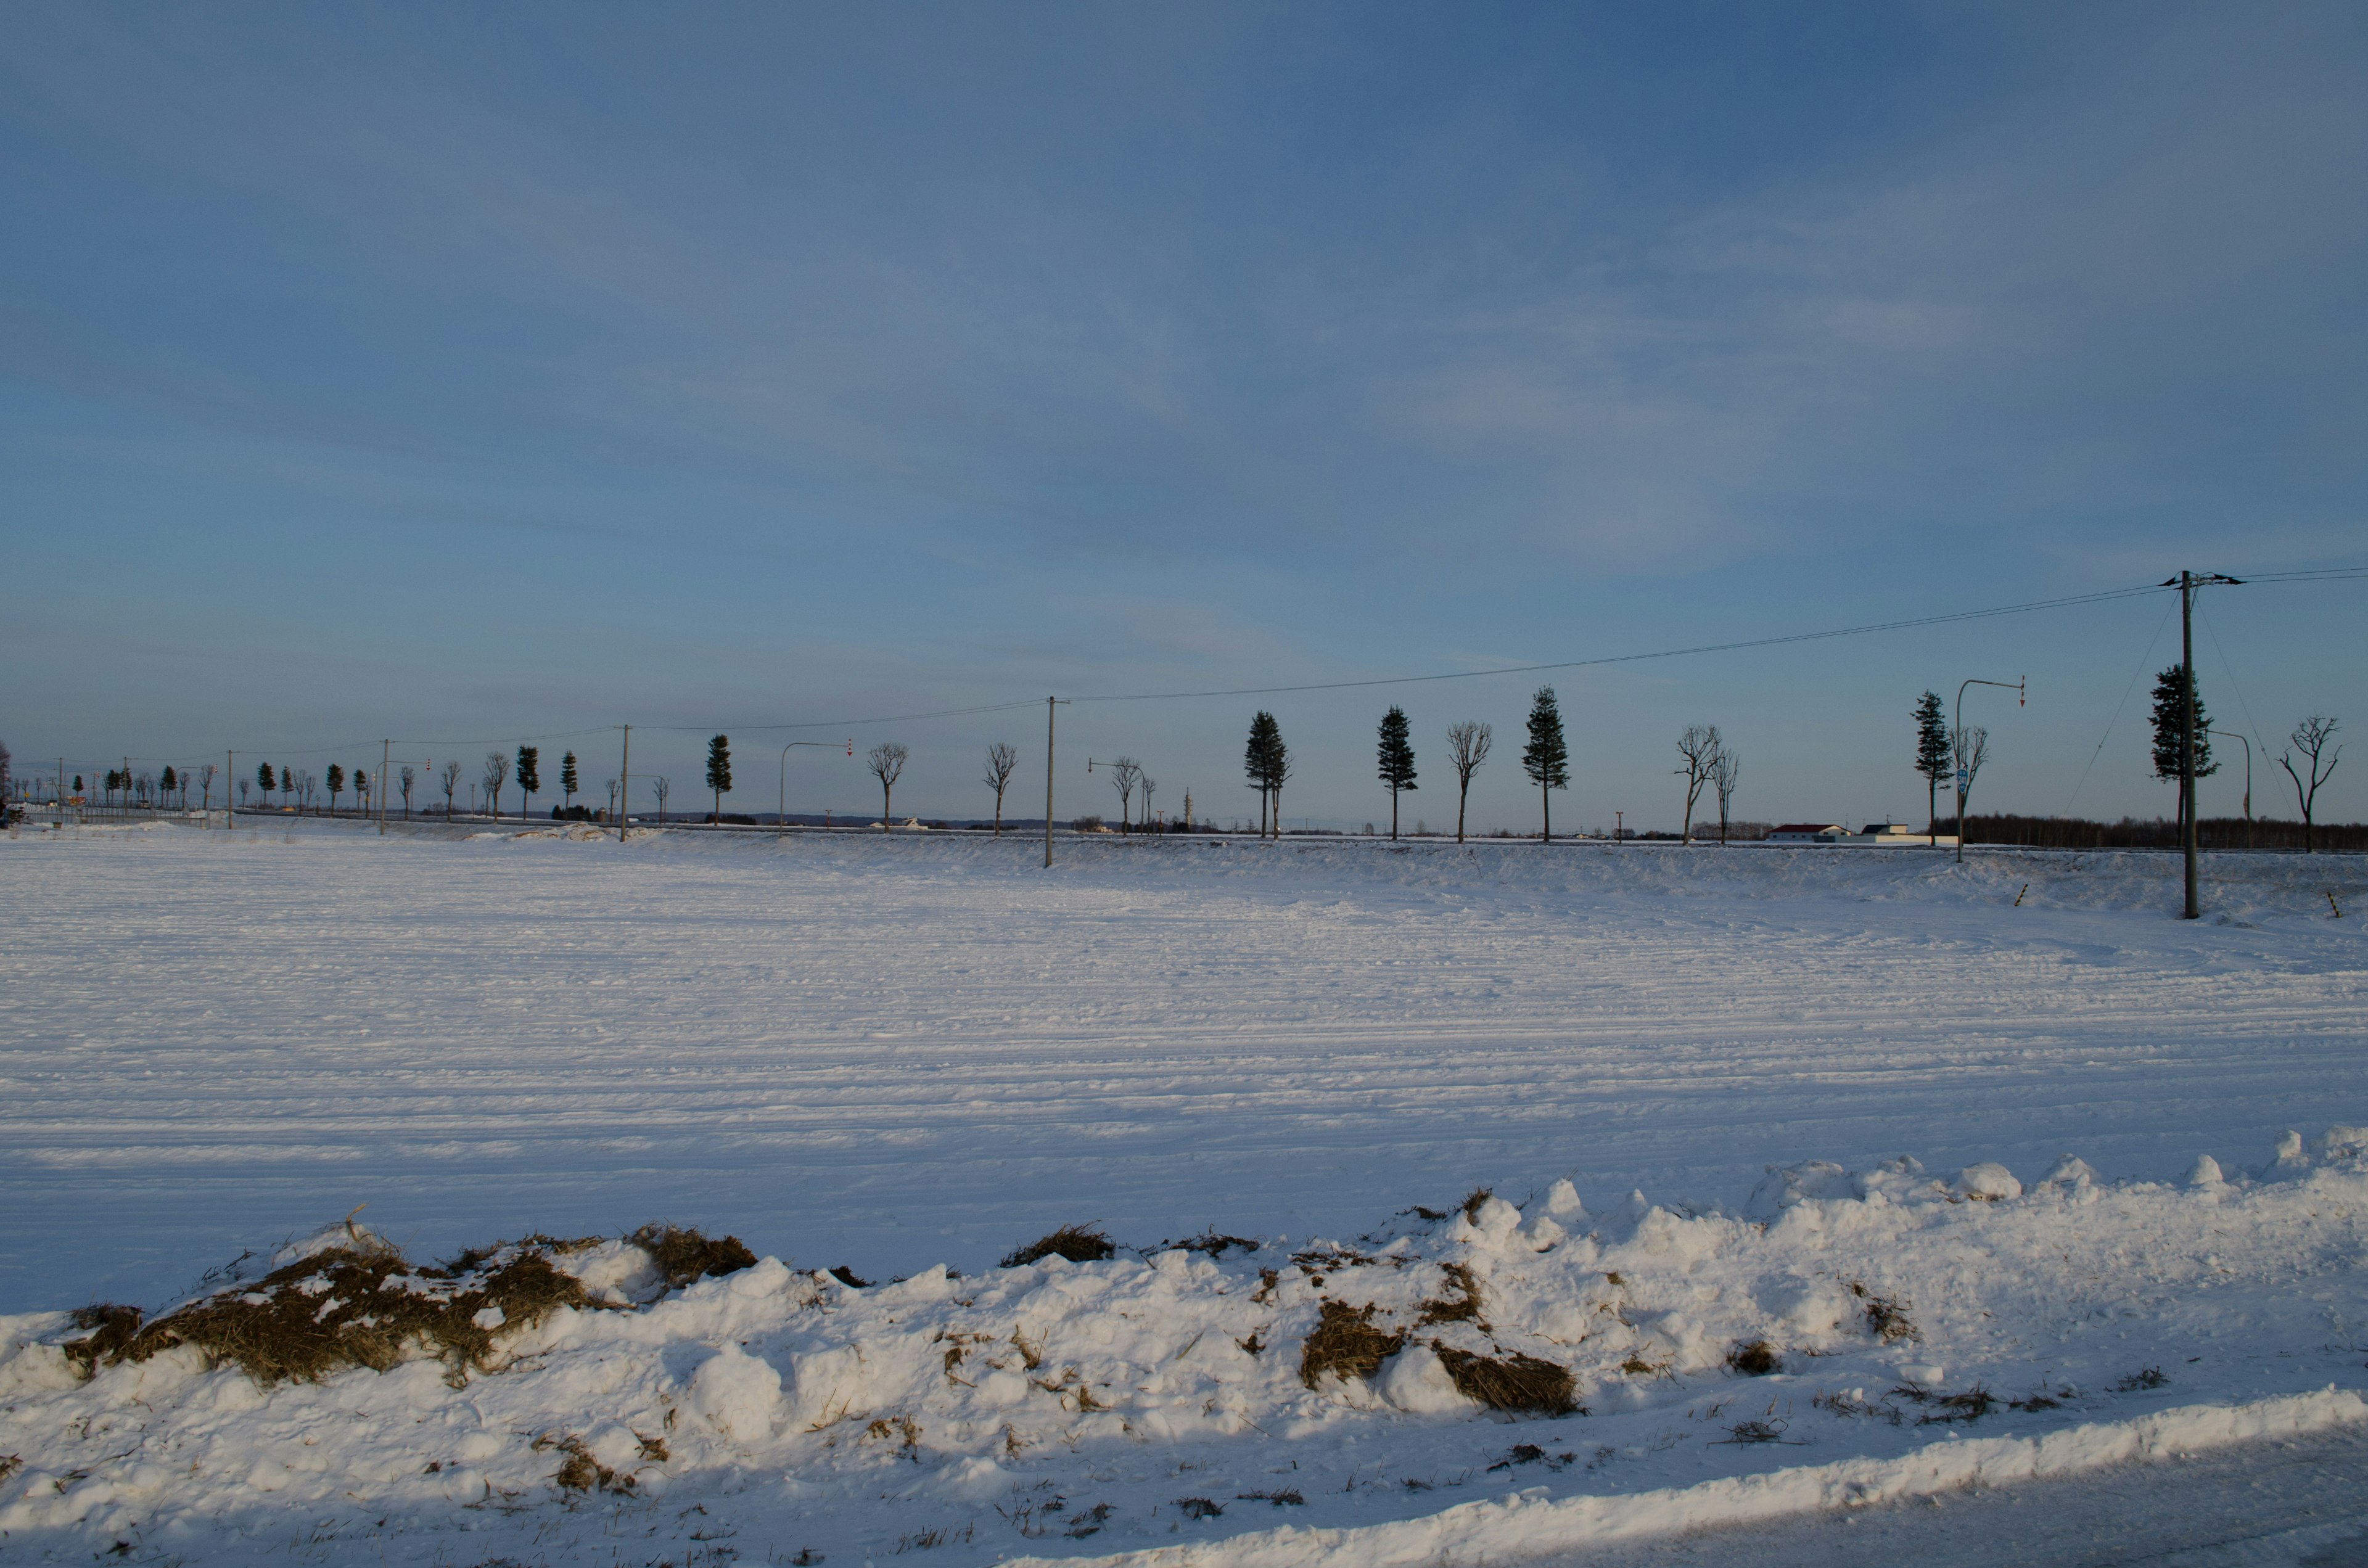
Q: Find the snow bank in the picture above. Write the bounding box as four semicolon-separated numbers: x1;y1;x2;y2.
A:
5;1129;2367;1564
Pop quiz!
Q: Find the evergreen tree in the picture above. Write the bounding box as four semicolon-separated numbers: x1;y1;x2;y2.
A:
2148;667;2218;829
326;763;345;811
705;734;733;822
280;766;293;808
1521;686;1571;840
1376;706;1417;840
560;750;579;809
516;745;540;821
257;762;275;801
355;770;369;813
160;765;178;805
1913;691;1951;844
1244;713;1279;837
1241;712;1291;838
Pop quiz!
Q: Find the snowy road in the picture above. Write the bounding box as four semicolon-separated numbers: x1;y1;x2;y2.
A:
2;821;2363;1307
1544;1420;2368;1567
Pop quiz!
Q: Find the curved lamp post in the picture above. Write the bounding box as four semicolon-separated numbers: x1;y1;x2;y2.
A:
1954;676;2024;864
780;740;852;834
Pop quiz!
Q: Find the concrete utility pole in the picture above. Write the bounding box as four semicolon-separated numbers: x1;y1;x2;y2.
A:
379;741;389;835
1044;697;1070;868
2163;572;2242;917
225;752;233;832
1952;678;2024;865
619;725;631;844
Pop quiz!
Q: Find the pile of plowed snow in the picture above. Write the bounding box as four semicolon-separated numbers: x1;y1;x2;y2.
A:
6;1128;2367;1565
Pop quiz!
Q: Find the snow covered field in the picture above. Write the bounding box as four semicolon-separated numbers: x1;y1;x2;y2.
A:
2;823;2366;1564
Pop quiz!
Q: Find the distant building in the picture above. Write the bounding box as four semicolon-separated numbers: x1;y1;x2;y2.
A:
1769;823;1850;843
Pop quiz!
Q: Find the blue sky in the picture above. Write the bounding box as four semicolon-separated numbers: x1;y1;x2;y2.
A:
5;2;2363;830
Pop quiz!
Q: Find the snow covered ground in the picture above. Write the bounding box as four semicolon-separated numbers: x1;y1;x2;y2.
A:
1;822;2365;1564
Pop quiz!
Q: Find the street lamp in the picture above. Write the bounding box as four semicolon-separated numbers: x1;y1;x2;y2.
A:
1954;676;2025;864
780;740;853;834
2206;726;2251;849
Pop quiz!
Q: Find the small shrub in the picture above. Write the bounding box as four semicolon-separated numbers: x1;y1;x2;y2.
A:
1236;1488;1304;1505
2115;1366;2168;1392
1175;1496;1224;1520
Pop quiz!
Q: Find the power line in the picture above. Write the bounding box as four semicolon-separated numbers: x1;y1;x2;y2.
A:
2062;597;2177;818
1072;582;2170;705
56;569;2366;762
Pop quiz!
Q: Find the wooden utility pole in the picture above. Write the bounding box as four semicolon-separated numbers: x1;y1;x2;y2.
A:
225;751;233;832
2164;571;2241;919
1043;698;1070;867
2180;570;2197;919
379;740;389;835
619;725;631;843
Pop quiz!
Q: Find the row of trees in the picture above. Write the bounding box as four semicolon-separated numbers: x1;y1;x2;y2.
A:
1912;680;2345;852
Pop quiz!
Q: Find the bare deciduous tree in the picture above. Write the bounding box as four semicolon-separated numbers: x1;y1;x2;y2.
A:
651;775;670;820
198;762;218;811
607;777;620;819
1674;724;1722;844
1445;721;1492;844
481;751;508;819
1140;775;1157;831
866;742;909;830
399;765;415;819
981;742;1019;837
1109;756;1142;834
439;760;462;818
1709;744;1741;845
2279;715;2341;853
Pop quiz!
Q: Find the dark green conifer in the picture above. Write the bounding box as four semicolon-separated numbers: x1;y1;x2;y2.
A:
1521;686;1570;840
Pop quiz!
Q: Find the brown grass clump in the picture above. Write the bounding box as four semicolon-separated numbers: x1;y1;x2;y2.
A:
70;1240;593;1387
547;1434;636;1493
1299;1300;1405;1389
628;1225;757;1289
1431;1342;1582;1416
1460;1187;1494;1221
1849;1280;1918;1342
1415;1262;1484;1328
1000;1225;1115;1268
1175;1497;1225;1520
1894;1383;1996;1424
60;1305;146;1375
1173;1232;1260;1257
1727;1339;1780;1376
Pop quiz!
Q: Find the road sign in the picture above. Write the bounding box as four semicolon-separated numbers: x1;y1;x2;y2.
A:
1955;769;1969;791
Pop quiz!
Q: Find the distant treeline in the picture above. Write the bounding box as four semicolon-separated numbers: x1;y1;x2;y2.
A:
1948;815;2367;852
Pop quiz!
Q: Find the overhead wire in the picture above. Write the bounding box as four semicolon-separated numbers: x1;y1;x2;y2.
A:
2062;597;2177;817
38;569;2364;770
